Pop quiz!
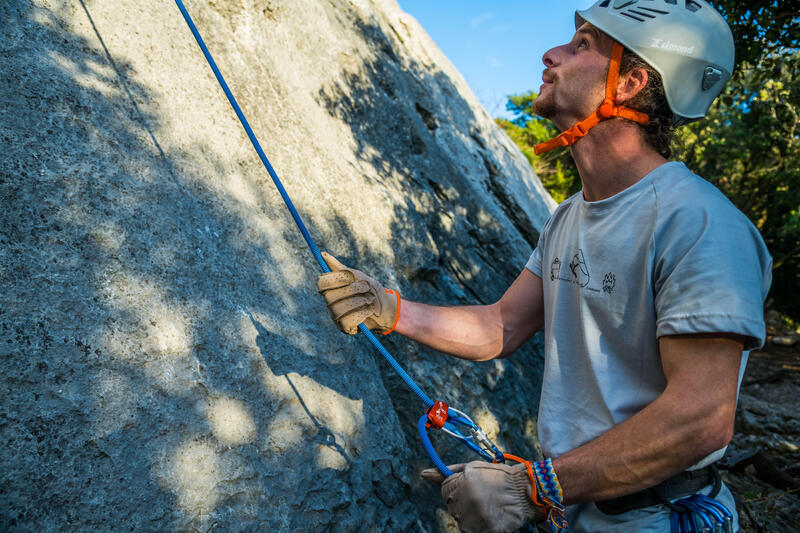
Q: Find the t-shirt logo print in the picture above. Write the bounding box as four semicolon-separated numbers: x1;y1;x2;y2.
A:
569;249;591;287
550;252;612;295
550;257;562;281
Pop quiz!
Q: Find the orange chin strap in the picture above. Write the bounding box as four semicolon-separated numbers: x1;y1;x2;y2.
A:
533;42;649;155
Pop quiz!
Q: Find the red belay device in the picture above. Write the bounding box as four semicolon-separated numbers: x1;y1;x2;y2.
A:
172;0;507;479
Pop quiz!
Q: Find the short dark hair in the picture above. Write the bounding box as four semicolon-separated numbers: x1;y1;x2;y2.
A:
620;48;674;158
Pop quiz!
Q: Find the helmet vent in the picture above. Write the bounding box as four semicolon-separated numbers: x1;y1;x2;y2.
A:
599;0;611;7
664;0;677;4
620;11;646;21
639;6;669;15
685;0;702;12
628;8;657;18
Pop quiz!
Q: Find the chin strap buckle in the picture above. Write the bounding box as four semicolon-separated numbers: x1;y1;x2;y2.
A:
534;42;650;155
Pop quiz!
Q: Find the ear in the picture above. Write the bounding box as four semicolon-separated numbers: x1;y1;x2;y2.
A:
616;67;648;105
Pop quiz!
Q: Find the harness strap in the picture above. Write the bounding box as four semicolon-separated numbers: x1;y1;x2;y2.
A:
534;42;649;155
595;464;721;515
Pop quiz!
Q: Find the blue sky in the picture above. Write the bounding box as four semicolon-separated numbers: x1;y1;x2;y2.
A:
397;1;594;118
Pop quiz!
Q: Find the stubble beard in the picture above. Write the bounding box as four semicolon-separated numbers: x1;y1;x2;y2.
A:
531;85;561;123
531;93;557;121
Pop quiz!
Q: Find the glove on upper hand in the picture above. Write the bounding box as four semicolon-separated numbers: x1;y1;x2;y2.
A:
421;462;542;533
316;252;400;335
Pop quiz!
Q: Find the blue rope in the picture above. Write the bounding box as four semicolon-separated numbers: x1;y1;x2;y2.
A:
173;0;433;409
418;415;454;477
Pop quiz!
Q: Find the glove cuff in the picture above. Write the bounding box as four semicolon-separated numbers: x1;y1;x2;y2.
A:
504;455;568;532
378;289;401;335
508;463;540;523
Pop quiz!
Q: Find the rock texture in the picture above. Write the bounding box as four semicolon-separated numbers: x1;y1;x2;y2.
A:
722;343;800;532
1;0;555;531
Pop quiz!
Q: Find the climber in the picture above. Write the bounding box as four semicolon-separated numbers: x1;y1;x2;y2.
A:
316;0;772;531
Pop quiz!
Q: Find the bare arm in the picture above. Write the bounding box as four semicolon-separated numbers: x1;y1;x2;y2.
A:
552;334;744;505
394;269;544;361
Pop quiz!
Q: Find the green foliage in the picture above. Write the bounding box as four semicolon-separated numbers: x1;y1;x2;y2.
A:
673;52;800;316
710;0;800;83
675;0;800;317
495;92;580;203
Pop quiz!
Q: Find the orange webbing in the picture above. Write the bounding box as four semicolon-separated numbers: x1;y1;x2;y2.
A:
503;453;549;515
380;289;402;335
605;40;623;102
533;42;649;155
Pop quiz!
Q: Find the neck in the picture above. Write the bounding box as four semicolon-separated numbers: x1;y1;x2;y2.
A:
569;120;667;202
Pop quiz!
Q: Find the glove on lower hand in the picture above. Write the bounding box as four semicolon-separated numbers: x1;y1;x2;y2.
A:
316;252;400;335
421;462;542;533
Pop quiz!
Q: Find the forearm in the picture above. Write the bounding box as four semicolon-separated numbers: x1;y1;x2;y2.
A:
554;395;728;504
552;336;742;505
393;299;505;361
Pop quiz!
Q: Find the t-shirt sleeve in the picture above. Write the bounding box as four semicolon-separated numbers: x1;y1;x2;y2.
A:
526;247;543;278
653;194;772;350
526;216;551;278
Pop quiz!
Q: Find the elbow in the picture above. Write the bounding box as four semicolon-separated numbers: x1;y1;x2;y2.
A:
698;404;736;455
496;341;516;359
471;339;513;362
475;340;506;362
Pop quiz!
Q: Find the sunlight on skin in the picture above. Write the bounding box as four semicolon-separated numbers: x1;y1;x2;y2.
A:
206;396;257;446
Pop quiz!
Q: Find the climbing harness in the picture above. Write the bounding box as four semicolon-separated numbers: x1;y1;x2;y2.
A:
662;467;734;533
533;41;649;155
669;493;734;533
172;0;504;479
597;464;734;533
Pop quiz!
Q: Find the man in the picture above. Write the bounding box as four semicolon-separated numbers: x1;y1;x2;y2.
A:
317;0;772;531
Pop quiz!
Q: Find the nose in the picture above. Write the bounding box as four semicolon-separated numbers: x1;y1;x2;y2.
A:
542;45;562;68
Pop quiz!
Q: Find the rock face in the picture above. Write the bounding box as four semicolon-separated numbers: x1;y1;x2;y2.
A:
1;0;555;530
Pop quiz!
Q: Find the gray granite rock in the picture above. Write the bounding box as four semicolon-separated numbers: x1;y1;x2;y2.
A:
0;0;555;530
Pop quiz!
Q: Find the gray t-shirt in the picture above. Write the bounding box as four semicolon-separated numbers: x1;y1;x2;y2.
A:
526;161;772;467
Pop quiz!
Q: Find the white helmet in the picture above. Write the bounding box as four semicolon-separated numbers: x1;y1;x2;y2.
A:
576;0;735;125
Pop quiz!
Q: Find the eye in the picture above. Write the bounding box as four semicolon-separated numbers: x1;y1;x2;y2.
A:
578;38;589;49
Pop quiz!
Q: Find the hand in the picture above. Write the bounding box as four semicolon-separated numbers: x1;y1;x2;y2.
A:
421;462;542;533
316;252;400;335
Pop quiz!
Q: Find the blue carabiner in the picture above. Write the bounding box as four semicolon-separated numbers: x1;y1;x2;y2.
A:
418;405;507;477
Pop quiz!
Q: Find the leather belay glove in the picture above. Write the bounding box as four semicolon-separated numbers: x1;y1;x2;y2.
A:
421;462;543;533
316;252;400;335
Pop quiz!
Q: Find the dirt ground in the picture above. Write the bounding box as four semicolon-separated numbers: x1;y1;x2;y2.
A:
723;341;800;532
